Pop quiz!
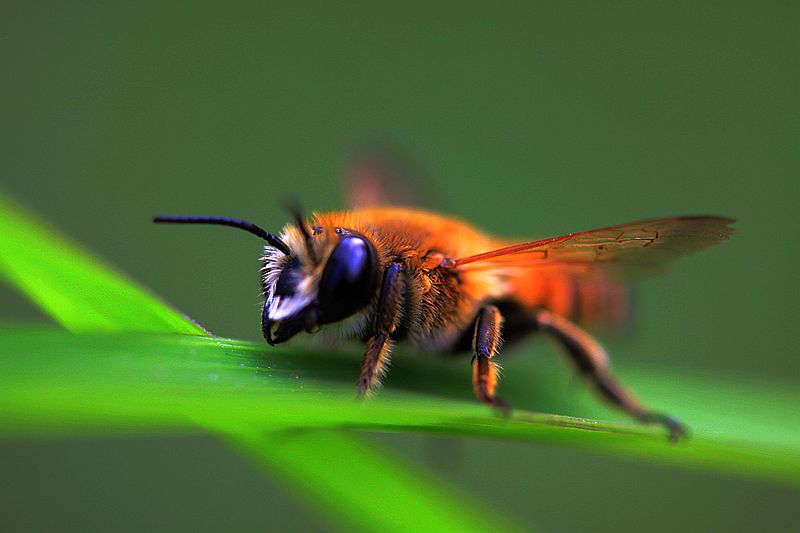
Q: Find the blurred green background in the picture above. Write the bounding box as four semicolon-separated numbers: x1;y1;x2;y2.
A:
1;2;798;531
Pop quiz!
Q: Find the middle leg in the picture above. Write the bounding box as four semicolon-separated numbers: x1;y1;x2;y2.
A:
471;305;509;412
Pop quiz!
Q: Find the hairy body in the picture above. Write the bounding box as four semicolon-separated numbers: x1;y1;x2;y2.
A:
267;206;625;352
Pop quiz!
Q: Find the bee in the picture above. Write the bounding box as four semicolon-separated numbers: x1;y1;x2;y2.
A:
155;170;734;441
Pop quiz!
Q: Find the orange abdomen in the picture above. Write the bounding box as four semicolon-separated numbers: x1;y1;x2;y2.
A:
507;268;630;329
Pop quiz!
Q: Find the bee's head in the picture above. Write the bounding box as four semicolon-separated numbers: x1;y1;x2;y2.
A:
261;213;378;345
153;211;378;346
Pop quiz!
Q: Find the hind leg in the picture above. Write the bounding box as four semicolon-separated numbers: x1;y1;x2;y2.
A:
534;309;686;441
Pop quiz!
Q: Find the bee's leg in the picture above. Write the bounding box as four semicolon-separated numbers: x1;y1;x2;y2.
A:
534;309;686;441
357;263;406;397
472;305;510;413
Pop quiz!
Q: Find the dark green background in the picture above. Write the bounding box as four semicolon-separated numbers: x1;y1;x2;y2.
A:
2;2;798;531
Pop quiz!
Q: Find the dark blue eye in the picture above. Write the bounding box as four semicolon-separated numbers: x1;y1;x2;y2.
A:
318;235;376;322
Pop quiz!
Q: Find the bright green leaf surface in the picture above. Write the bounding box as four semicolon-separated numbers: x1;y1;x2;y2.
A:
223;429;522;533
0;192;205;335
0;332;525;533
1;328;798;487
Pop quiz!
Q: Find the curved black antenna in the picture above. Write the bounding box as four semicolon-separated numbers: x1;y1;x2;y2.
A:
286;202;316;260
153;215;290;255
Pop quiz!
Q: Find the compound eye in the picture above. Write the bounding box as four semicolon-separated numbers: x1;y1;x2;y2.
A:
318;235;376;322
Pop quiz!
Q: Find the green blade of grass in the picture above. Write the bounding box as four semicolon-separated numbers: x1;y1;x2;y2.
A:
220;428;523;533
0;192;205;335
1;328;797;487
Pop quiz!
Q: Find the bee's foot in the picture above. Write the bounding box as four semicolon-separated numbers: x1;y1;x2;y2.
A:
643;412;689;443
484;396;512;417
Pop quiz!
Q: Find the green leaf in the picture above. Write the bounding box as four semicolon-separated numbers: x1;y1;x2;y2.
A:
222;429;521;533
0;192;205;335
1;328;798;487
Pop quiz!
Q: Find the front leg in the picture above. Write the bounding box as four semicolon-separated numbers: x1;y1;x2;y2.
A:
357;262;406;397
472;305;510;412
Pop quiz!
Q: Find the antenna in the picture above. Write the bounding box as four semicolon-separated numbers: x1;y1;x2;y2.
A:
153;215;290;255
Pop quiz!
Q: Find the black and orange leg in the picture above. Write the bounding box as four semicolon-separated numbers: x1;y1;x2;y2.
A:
534;309;686;441
472;305;510;413
357;262;406;397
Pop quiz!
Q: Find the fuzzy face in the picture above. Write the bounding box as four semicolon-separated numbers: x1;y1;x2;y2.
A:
261;220;378;344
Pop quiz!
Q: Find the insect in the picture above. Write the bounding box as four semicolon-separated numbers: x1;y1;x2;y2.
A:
154;168;734;441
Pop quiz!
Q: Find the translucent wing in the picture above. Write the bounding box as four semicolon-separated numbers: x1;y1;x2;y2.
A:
345;140;441;209
453;216;736;277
